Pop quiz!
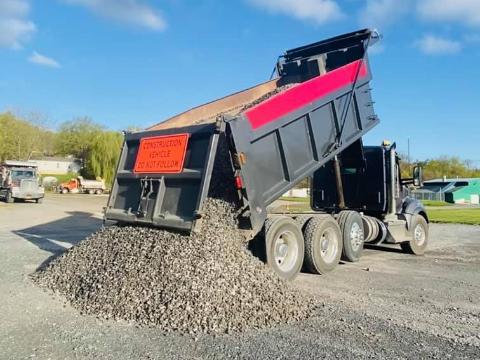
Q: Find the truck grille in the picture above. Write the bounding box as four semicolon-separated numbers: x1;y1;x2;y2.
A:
21;179;37;192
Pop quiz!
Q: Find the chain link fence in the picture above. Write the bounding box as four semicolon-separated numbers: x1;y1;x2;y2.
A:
411;190;445;202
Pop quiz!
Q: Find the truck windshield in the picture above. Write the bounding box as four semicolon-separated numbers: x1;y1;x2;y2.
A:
11;170;35;179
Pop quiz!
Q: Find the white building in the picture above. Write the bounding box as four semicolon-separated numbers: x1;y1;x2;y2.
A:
27;157;81;175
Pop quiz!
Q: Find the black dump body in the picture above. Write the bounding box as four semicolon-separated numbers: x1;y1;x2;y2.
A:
105;29;380;235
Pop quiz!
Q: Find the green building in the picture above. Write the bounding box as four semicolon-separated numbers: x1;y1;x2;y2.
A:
422;178;480;204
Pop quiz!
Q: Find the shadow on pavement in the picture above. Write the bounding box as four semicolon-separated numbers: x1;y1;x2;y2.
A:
14;211;102;261
364;243;404;253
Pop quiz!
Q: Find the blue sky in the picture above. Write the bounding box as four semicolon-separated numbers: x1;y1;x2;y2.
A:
0;0;479;164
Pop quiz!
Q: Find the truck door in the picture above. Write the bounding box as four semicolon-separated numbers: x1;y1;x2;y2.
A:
362;146;387;213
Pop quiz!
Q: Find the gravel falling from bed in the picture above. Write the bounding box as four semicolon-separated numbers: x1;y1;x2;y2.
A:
32;139;315;334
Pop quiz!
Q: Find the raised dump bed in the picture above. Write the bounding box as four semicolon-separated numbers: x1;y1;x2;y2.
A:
105;29;380;235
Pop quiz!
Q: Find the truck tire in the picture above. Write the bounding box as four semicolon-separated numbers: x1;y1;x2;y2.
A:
61;188;68;194
95;189;104;195
36;198;43;204
294;215;312;231
265;216;304;281
6;191;14;203
401;215;429;255
303;215;342;275
339;211;364;262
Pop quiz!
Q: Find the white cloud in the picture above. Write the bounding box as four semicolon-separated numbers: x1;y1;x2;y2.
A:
464;33;480;43
359;0;411;28
415;34;462;55
28;51;61;68
62;0;166;30
417;0;480;27
247;0;344;25
0;0;36;48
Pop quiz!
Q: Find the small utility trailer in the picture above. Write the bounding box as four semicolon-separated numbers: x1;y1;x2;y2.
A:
105;29;428;279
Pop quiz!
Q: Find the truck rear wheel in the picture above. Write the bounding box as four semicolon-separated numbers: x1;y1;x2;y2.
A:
95;189;104;195
61;188;68;194
87;189;95;195
294;215;312;231
401;215;429;255
338;211;364;262
303;215;342;275
265;217;304;281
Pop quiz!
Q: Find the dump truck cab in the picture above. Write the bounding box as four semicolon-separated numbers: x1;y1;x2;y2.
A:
312;139;428;245
0;161;44;203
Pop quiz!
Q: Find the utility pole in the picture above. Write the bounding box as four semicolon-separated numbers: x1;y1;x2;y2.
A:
407;137;411;167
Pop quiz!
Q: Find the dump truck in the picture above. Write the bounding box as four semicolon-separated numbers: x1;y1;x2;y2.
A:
58;176;106;195
0;161;44;203
105;29;428;280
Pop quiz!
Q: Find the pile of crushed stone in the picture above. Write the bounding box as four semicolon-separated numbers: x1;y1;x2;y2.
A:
183;84;295;127
239;84;295;113
33;139;316;334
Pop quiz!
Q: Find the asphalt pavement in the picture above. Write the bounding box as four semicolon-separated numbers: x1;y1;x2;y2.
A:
0;194;479;359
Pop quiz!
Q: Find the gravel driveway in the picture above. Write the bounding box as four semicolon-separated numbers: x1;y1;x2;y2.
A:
0;195;479;359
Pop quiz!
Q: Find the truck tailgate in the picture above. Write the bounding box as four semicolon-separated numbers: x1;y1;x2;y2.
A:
105;123;220;232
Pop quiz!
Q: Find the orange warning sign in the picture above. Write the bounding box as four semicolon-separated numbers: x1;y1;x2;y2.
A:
134;133;189;174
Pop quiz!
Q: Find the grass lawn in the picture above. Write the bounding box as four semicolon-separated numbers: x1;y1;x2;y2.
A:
41;173;77;184
280;196;310;203
427;208;480;225
276;204;311;213
421;200;451;207
40;173;77;192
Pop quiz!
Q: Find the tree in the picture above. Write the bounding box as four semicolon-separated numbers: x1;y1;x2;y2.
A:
55;117;123;186
0;112;53;162
55;117;104;162
398;153;480;180
87;131;123;186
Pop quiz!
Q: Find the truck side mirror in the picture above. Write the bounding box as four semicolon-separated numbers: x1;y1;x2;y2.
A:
413;166;423;187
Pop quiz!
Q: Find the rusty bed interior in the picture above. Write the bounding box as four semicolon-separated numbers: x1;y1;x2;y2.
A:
147;79;284;131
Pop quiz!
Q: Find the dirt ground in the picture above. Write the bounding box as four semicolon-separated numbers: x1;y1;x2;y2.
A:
0;195;479;359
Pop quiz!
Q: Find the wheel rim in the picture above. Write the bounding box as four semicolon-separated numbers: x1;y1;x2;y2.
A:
350;221;364;251
273;230;299;273
414;224;426;246
319;228;338;264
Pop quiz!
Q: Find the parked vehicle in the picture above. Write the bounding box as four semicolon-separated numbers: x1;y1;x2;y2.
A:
0;161;44;203
105;29;429;279
59;176;106;195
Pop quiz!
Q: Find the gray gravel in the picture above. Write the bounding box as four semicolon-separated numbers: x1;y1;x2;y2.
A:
239;85;293;113
32;141;315;334
1;195;479;359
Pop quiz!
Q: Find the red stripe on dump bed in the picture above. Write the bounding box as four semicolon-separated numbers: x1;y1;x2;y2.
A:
245;60;368;130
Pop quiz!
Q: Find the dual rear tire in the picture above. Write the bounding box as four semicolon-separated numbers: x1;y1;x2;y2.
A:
265;212;364;279
338;211;365;263
264;217;304;280
303;215;343;275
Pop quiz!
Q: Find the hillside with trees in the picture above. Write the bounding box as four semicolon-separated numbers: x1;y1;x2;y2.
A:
399;154;480;181
0;112;123;186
